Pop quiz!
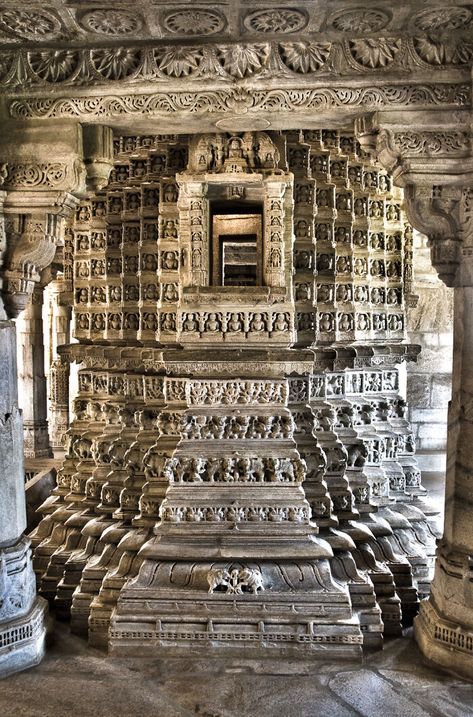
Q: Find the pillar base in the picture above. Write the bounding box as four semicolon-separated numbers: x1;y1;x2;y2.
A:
415;598;473;680
0;596;49;679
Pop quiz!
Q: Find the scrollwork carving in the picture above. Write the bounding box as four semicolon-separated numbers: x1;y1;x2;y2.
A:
9;83;469;120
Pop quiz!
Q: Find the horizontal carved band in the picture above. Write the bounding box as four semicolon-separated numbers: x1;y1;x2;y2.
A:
9;84;470;120
391;130;471;156
1;39;472;91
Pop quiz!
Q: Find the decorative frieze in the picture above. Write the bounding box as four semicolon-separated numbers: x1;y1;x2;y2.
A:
9;83;470;122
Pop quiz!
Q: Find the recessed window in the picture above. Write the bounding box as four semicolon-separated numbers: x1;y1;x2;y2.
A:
212;212;263;286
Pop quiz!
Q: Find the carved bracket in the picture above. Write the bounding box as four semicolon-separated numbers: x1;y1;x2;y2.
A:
355;115;473;288
1;192;79;317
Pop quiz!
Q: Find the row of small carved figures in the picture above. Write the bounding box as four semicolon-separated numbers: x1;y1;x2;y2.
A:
181;311;291;335
160;504;309;524
76;311;404;334
295;253;403;278
74;221;178;251
75;251;179;277
181;414;293;441
70;400;412;445
162;456;305;484
76;190;179;221
76;283;178;305
292;168;391;195
293;195;401;220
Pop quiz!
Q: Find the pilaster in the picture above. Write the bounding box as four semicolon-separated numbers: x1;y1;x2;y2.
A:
356;113;473;678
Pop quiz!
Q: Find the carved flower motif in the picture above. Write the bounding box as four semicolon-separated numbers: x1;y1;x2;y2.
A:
154;47;204;77
412;7;472;31
414;37;473;65
216;44;269;79
0;9;61;40
279;42;331;73
331;8;391;33
80;10;142;36
244;9;308;34
348;39;401;68
225;87;254;113
91;48;142;80
28;50;80;83
163;9;224;36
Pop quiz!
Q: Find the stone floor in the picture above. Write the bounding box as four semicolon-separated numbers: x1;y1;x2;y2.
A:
3;471;465;717
2;621;473;717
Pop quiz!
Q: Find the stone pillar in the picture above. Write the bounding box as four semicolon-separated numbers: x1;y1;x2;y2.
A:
0;320;48;676
16;282;53;459
0;188;49;677
0;120;107;678
415;221;473;677
48;278;72;449
354;115;473;677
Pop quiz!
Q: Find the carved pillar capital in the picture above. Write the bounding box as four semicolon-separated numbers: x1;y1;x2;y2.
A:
355;114;473;288
82;125;114;192
403;183;464;287
1;191;79;318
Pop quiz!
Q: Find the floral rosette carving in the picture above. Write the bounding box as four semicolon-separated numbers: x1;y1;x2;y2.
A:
90;48;143;80
28;50;80;83
215;44;270;79
153;47;205;78
243;8;308;34
278;42;332;73
0;8;62;40
345;38;402;70
411;37;473;67
329;8;391;33
163;9;225;36
411;7;473;32
80;9;143;36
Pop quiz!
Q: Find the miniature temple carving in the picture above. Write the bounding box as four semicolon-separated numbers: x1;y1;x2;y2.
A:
23;128;442;662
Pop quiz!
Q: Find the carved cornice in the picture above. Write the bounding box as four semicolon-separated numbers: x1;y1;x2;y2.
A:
0;38;472;92
9;83;470;122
